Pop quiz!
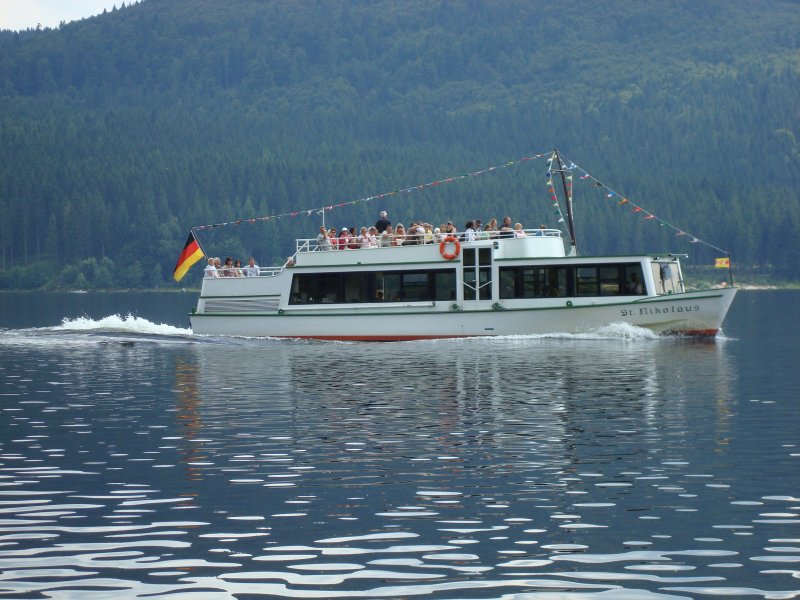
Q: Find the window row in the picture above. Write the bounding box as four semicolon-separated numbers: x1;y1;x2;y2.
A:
290;269;457;304
499;263;646;299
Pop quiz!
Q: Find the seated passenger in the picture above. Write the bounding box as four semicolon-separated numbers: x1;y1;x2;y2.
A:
534;224;547;236
627;272;644;294
380;225;394;247
244;257;260;276
485;218;499;237
404;222;418;246
222;256;235;277
357;226;368;247
204;257;219;278
328;228;338;249
433;227;444;243
233;258;244;276
317;226;331;251
464;221;476;242
338;228;350;250
423;223;434;244
363;226;379;248
392;224;406;246
499;216;514;238
348;227;360;249
513;223;527;237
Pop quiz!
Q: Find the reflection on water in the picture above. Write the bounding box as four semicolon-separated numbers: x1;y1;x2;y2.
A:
0;317;798;598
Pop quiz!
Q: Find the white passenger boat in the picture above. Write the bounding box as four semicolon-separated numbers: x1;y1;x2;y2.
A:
187;150;736;340
190;229;736;340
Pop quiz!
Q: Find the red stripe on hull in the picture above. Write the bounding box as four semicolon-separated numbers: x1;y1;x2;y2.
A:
276;334;479;342
663;328;719;337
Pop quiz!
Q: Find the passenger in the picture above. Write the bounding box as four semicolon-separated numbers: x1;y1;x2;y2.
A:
423;223;434;244
444;221;457;236
627;272;644;294
213;257;222;270
485;218;499;237
317;226;331;251
392;224;406;246
347;227;359;249
474;219;488;239
204;257;219;278
222;256;235;277
338;228;350;250
404;222;418;246
363;226;379;248
380;225;394;247
327;228;338;249
357;226;368;247
375;290;384;301
375;210;391;234
513;223;527;237
433;227;444;243
244;256;260;276
233;258;244;276
499;216;513;238
415;223;426;244
285;256;295;268
464;221;476;242
534;224;547;236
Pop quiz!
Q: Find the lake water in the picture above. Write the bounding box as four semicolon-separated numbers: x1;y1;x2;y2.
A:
0;290;798;599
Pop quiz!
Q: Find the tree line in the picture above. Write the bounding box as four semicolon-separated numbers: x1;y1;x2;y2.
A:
0;0;797;289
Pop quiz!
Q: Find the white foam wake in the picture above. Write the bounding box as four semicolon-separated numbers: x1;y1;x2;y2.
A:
54;314;192;336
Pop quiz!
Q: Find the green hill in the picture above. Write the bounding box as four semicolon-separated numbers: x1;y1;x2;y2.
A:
1;0;798;289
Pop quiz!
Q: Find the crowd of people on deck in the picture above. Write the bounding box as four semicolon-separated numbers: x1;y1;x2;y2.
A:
202;211;550;278
204;256;260;278
314;211;546;250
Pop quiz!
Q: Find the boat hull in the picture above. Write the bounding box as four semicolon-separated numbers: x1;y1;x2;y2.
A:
190;287;737;341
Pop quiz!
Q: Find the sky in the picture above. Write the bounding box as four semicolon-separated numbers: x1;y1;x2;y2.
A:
0;1;122;31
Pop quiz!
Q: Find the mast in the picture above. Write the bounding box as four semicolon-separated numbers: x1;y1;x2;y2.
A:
554;148;577;256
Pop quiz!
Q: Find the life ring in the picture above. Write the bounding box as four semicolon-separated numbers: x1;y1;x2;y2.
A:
439;236;461;260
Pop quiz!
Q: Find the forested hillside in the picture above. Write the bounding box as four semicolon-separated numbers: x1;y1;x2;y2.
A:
1;0;798;289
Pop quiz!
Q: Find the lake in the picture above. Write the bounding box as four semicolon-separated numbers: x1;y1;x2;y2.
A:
0;290;798;598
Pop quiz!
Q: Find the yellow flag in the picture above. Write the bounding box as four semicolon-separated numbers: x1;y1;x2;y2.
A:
714;257;730;269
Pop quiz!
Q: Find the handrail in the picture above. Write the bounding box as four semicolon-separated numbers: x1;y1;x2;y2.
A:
297;229;562;253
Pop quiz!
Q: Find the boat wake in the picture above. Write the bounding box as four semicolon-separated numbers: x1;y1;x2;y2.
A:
54;313;192;336
0;314;195;348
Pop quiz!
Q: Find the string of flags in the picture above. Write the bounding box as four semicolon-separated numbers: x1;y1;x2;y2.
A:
192;151;553;232
556;151;732;264
175;148;733;281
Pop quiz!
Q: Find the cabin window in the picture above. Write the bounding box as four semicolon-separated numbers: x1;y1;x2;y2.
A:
500;263;645;298
290;269;456;305
575;266;627;296
499;266;567;298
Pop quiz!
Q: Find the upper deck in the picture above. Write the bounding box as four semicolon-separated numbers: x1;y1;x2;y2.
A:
291;228;566;268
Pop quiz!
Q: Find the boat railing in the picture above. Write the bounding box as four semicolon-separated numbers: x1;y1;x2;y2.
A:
295;228;562;254
205;266;284;279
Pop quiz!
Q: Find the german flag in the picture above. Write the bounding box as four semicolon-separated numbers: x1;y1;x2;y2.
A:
173;231;204;281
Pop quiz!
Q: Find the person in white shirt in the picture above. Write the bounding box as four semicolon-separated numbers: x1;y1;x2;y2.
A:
203;258;219;278
464;221;477;242
244;257;260;277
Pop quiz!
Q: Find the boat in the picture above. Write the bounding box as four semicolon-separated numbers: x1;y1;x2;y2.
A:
187;152;737;340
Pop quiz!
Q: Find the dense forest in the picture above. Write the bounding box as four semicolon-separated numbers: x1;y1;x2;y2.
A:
0;0;798;289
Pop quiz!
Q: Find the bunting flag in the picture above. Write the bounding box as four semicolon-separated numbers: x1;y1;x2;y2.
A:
560;151;732;257
191;151;553;232
173;231;204;282
715;257;731;269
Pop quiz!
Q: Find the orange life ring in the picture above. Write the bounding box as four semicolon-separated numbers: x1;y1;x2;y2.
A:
439;235;461;260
